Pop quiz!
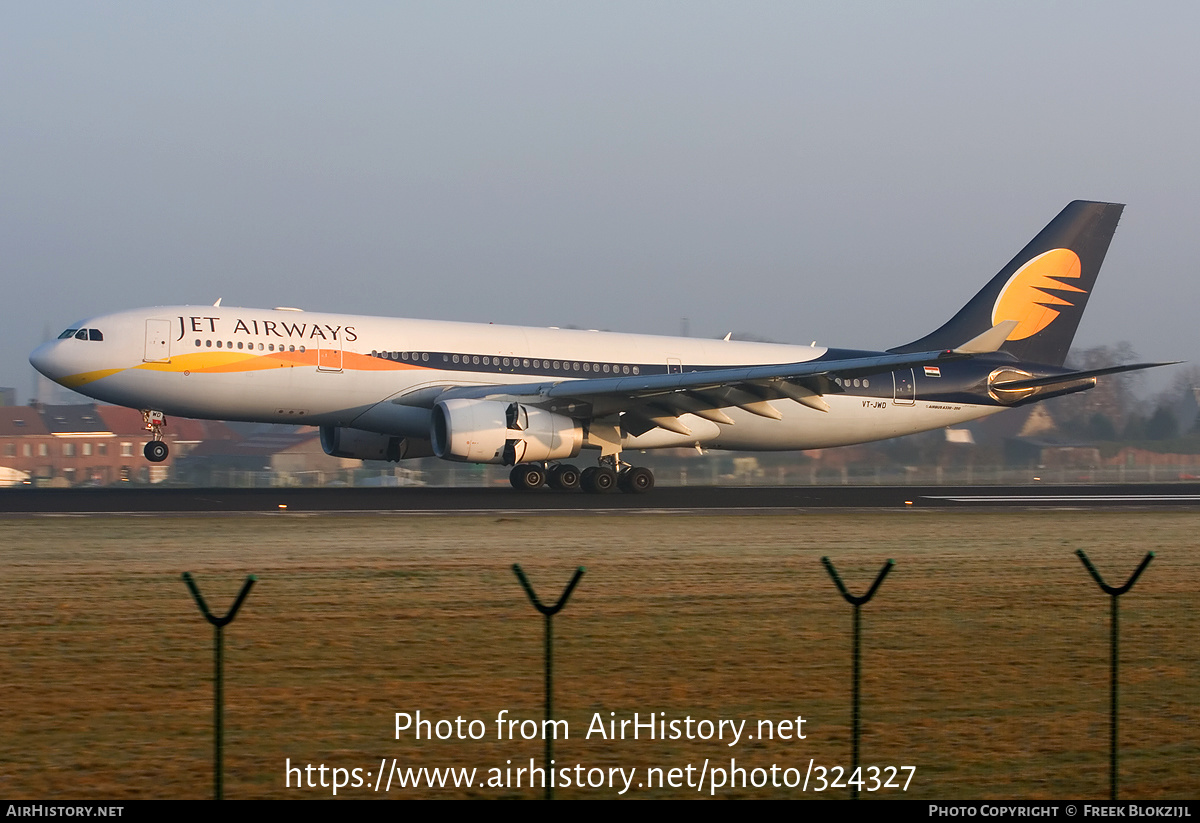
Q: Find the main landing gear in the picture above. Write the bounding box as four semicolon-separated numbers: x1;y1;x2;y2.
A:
509;460;655;494
142;410;169;463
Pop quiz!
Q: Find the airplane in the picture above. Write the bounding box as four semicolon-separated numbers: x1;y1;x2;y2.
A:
29;201;1172;493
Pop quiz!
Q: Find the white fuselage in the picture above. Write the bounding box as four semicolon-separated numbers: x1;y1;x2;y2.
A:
30;305;1001;455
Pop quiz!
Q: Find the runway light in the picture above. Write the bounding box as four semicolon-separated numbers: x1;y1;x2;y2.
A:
904;500;913;506
278;504;287;509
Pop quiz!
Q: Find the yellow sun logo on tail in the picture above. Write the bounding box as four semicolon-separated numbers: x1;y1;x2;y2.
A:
992;248;1085;340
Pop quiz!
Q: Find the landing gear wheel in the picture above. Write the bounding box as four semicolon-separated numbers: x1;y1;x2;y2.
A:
619;466;655;494
548;464;581;491
509;464;546;491
144;441;169;463
141;410;168;462
581;465;618;494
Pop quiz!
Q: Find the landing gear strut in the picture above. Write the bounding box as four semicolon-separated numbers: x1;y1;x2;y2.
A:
142;410;169;463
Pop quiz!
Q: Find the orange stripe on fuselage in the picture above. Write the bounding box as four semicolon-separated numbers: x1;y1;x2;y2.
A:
59;368;126;389
61;349;430;386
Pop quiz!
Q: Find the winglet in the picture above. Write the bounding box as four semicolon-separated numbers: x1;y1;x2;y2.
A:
954;320;1019;354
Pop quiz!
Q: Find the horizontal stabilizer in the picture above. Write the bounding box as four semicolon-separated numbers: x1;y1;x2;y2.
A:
991;361;1180;391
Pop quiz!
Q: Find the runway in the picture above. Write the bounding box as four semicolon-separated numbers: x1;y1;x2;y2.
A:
3;483;1200;514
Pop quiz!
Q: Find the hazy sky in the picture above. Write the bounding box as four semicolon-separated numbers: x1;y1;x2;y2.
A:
3;2;1198;400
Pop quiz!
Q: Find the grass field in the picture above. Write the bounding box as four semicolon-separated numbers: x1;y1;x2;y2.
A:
0;510;1196;799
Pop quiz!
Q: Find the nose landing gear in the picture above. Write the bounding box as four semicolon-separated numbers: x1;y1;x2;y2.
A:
142;410;169;463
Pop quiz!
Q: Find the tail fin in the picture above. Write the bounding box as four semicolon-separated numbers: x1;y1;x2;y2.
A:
891;201;1124;366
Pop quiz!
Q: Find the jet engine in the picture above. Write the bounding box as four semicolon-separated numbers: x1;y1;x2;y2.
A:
431;398;583;464
319;426;433;462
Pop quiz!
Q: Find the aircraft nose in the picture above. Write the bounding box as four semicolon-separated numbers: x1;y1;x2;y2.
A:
29;340;62;380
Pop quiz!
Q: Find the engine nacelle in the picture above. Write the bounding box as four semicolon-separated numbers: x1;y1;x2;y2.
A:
320;426;433;462
431;399;583;464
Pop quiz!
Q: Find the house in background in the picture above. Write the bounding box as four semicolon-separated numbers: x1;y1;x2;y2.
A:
0;404;239;485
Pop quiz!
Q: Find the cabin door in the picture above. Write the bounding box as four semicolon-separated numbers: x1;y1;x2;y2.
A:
317;338;343;372
144;319;171;363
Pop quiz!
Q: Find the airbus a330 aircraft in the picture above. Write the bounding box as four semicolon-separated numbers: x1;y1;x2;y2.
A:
30;201;1170;493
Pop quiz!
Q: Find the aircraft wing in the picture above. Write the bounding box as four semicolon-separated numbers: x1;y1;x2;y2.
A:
437;348;970;435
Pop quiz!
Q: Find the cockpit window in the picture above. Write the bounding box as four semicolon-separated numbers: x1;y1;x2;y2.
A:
58;329;78;339
88;329;103;341
74;329;88;340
